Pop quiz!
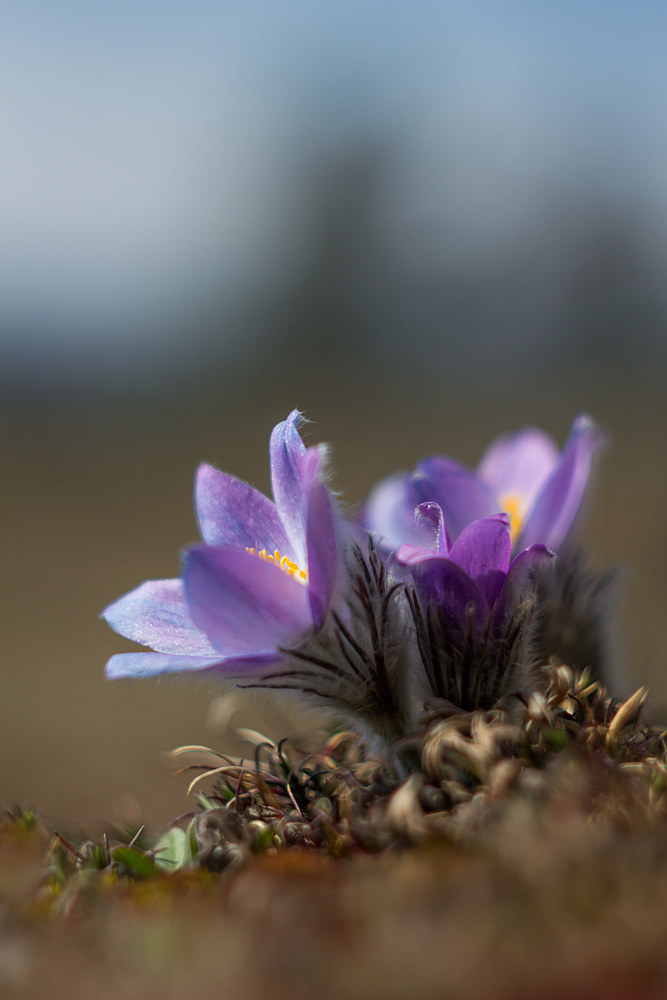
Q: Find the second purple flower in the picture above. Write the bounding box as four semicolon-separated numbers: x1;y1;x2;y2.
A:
363;415;603;555
398;503;553;707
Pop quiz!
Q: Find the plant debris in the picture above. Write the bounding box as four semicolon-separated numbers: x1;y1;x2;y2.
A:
12;663;662;904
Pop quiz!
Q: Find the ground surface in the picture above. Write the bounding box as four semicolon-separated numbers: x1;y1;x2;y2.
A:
4;795;667;1000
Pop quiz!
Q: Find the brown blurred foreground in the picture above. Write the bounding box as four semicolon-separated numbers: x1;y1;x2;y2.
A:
4;786;667;1000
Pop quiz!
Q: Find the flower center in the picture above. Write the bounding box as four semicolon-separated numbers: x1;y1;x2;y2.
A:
245;547;308;585
499;492;525;545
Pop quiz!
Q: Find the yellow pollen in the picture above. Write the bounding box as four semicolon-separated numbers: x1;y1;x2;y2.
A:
245;546;308;585
499;493;525;545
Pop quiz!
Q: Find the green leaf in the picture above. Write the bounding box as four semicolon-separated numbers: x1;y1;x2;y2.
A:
153;827;196;872
216;785;235;802
545;729;570;749
187;819;199;862
111;845;157;878
651;771;666;794
82;843;108;870
11;807;38;832
251;824;275;853
197;793;217;810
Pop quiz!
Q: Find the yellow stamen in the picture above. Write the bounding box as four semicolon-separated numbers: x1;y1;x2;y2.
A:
499;492;525;546
245;546;308;585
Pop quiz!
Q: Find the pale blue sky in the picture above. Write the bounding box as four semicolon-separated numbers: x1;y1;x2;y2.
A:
3;1;667;391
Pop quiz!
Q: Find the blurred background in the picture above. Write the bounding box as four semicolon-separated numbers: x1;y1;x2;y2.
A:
3;0;667;827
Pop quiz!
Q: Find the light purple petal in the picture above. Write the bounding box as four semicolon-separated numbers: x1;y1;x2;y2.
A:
105;650;279;679
396;542;445;566
305;479;338;629
415;502;450;554
183;544;312;657
477;428;559;511
270;411;321;566
102;579;219;655
518;415;604;550
416;457;498;542
362;473;437;552
448;514;512;608
194;464;289;553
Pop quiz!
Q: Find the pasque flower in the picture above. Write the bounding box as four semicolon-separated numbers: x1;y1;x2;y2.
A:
398;503;553;708
364;415;603;554
103;411;339;679
398;504;552;629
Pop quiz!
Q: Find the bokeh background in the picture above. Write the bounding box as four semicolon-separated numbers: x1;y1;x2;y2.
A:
3;1;667;827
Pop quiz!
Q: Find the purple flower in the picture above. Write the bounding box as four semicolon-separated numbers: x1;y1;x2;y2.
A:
364;415;603;554
398;504;552;631
397;503;553;708
103;411;339;679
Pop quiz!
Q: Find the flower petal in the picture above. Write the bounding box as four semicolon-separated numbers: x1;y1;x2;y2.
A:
101;579;219;655
194;463;289;553
415;501;450;554
404;553;490;629
269;410;310;562
491;544;555;633
395;542;442;566
362;473;437;552
448;514;512;608
518;415;604;550
416;457;498;542
105;650;279;679
183;544;312;657
305;479;339;629
477;427;559;511
502;543;554;605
